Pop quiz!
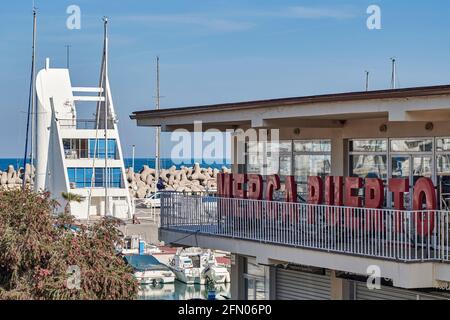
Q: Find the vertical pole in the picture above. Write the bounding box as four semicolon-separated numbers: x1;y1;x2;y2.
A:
155;56;161;194
23;8;37;190
30;8;37;187
391;58;397;89
365;71;369;92
65;45;71;69
103;17;109;216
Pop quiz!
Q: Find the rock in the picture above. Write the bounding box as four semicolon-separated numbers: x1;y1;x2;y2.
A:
136;187;147;199
0;172;7;185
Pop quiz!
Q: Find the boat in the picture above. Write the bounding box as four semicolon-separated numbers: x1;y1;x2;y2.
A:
169;248;230;285
169;247;208;284
119;235;162;255
124;254;175;285
202;250;231;284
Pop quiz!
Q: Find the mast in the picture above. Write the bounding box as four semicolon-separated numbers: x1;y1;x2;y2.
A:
391;58;397;89
155;56;161;193
23;7;37;190
103;17;110;216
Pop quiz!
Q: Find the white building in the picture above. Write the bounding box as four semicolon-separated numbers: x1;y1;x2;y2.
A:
35;56;133;220
132;85;450;300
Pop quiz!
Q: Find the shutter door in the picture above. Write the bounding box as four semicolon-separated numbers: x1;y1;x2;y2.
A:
354;282;448;300
276;269;331;300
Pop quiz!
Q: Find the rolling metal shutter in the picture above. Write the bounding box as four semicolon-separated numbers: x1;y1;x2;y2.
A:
276;269;331;300
354;282;448;300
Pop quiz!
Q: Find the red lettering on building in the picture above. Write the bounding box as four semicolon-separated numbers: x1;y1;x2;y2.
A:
247;174;263;200
413;177;436;236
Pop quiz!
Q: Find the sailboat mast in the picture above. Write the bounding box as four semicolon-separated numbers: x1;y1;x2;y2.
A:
103;17;109;216
155;56;161;193
23;8;37;190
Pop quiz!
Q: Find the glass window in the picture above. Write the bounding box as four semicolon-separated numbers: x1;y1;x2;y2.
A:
390;139;433;153
436;138;450;152
350;155;387;179
89;139;117;159
279;155;292;176
294;140;331;152
438;155;450;176
294;155;331;183
244;258;266;301
68;167;123;189
350;139;387;152
267;141;292;153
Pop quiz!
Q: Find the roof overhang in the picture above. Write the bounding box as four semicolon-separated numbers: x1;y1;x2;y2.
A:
130;85;450;132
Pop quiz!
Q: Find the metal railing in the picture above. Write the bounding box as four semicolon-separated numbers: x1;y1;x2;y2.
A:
160;192;450;263
59;119;114;130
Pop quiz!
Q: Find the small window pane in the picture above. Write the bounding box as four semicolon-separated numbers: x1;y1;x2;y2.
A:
267;141;292;153
294;154;331;183
438;155;450;175
247;154;262;174
279;155;292;176
350;155;387;179
350;140;387;152
436;138;450;152
390;139;432;152
294;140;331;152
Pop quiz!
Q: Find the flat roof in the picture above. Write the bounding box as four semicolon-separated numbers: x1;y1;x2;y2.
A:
130;85;450;120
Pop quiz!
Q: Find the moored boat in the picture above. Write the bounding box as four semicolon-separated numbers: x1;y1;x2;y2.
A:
124;254;175;285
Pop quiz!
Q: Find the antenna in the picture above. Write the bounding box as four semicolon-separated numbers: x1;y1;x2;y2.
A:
154;56;161;193
23;7;37;190
365;71;370;92
65;45;71;69
390;58;397;89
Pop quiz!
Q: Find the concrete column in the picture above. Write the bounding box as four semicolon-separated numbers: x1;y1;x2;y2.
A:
331;132;346;176
330;270;344;300
230;254;245;300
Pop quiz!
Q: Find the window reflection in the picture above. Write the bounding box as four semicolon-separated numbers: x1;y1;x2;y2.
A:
294;140;331;152
436;139;450;152
350;140;387;153
350;155;387;179
390;139;433;152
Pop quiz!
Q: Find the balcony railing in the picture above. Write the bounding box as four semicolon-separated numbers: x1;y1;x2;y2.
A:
59;119;114;130
160;192;450;263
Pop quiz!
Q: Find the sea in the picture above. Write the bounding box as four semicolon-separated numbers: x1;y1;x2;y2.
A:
0;158;231;172
138;281;231;300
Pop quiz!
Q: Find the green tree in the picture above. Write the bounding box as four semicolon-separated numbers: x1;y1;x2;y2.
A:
0;188;138;300
61;192;85;214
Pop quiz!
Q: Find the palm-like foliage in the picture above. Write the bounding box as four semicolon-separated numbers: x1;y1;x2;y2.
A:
61;192;85;214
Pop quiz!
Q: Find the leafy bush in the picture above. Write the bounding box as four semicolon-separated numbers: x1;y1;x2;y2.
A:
0;188;138;300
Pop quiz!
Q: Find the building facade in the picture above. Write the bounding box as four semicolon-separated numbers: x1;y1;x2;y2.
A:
132;86;450;300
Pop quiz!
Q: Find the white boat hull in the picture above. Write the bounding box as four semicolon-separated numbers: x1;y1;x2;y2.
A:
134;270;176;285
171;268;205;285
203;266;231;284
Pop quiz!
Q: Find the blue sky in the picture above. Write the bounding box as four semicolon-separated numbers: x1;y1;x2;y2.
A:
1;0;450;158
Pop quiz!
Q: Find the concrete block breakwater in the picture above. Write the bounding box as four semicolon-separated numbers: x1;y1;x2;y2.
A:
127;163;230;199
3;163;228;198
0;164;34;188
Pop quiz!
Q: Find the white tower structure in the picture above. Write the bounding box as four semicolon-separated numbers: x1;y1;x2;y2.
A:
34;22;133;220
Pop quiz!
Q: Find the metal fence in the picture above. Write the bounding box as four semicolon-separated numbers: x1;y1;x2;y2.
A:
160;192;450;262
